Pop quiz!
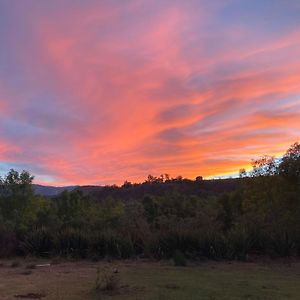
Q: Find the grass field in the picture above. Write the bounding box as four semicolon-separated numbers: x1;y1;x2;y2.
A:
0;259;299;300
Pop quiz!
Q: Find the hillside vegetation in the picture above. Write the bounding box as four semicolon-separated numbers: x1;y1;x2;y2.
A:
0;142;299;260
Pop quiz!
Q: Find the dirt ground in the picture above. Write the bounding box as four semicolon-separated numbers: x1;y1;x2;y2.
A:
0;258;299;300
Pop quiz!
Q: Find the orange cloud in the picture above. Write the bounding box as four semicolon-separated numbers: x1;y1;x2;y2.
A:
0;1;300;185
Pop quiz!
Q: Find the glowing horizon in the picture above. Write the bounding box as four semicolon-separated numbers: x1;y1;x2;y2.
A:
1;1;300;186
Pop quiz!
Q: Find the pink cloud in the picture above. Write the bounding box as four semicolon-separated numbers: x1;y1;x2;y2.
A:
0;1;300;185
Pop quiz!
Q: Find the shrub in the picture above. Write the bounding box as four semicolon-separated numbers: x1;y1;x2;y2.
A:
55;228;89;258
88;232;134;259
20;228;54;257
226;227;253;260
95;267;120;291
88;234;107;259
147;230;199;259
268;230;296;257
173;249;186;266
0;228;18;257
198;231;227;260
105;233;134;258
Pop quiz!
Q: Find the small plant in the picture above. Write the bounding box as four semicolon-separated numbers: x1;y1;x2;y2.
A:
173;250;186;266
95;267;120;291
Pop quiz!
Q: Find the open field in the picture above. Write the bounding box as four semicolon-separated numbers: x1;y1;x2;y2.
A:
0;259;299;300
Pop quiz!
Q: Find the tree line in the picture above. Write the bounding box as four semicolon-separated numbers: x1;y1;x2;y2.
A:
0;142;299;260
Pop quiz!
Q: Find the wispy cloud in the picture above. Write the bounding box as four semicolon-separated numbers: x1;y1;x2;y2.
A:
0;0;300;185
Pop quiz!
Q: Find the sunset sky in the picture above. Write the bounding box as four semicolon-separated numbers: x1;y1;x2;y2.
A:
0;0;300;186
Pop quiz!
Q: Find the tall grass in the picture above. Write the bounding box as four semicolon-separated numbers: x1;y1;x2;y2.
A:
20;227;54;257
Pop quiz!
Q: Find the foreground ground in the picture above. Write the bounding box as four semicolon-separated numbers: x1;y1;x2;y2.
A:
0;259;299;300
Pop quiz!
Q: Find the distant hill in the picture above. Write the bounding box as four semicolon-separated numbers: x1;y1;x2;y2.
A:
33;184;104;197
33;184;78;196
33;178;241;198
77;178;241;201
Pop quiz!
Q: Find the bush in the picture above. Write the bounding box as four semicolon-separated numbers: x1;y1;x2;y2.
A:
268;230;296;257
55;228;89;258
147;230;199;259
226;227;253;260
198;231;227;260
88;232;134;259
173;250;186;266
20;228;54;257
95;267;120;291
105;233;134;258
0;228;18;257
88;234;107;259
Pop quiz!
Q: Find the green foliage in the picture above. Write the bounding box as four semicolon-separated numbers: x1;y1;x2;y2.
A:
147;230;200;259
226;227;253;260
56;228;89;258
278;142;300;183
197;231;228;260
89;231;134;259
0;226;18;257
143;195;158;223
21;227;54;257
268;229;296;257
